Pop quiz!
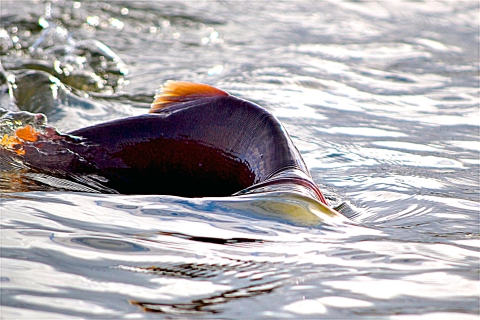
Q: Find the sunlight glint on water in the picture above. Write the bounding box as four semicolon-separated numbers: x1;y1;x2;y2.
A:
0;0;479;319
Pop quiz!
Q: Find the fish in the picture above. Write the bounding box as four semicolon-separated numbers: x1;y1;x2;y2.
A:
1;81;330;206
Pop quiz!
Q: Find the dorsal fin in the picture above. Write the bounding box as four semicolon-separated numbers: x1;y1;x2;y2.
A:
150;81;229;113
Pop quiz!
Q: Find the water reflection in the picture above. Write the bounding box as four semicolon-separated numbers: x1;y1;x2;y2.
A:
67;236;150;252
131;280;281;315
1;0;479;319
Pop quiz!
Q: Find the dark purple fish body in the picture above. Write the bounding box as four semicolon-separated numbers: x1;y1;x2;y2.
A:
14;82;328;204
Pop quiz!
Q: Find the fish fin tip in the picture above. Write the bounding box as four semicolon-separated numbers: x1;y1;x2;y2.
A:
150;81;228;113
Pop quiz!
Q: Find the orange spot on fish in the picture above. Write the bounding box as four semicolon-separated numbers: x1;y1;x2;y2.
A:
1;134;21;148
1;125;41;156
15;125;39;142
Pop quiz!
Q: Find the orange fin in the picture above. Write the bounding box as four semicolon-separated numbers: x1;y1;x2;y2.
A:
150;81;228;113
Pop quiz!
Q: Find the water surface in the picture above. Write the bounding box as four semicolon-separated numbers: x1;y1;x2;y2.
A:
1;1;479;319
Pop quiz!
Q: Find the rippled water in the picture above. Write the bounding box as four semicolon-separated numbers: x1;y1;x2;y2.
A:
1;1;479;319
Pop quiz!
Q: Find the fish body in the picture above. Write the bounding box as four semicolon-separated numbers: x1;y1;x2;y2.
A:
2;81;328;204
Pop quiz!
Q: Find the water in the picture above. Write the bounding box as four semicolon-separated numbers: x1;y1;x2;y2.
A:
1;0;479;318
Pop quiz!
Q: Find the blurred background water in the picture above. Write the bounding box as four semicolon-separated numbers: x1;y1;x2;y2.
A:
0;0;479;319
